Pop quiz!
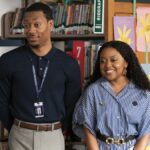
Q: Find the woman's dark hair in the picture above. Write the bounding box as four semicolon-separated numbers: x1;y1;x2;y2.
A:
91;40;150;91
25;2;53;20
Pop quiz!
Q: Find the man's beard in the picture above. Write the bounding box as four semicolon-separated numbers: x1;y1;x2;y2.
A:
27;41;39;48
30;44;39;48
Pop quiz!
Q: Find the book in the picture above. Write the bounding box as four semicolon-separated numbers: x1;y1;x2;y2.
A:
71;41;85;87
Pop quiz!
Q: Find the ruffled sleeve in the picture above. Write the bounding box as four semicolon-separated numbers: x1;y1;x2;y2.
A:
137;91;150;140
72;86;97;139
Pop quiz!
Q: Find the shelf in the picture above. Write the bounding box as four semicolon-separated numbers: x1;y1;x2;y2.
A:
52;34;104;40
2;11;104;40
3;33;104;41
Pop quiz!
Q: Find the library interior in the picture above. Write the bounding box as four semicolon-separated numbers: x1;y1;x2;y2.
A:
0;0;150;150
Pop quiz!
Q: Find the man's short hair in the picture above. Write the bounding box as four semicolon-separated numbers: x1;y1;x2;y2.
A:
25;2;53;20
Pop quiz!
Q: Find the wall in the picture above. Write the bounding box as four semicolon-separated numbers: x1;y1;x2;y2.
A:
0;47;17;56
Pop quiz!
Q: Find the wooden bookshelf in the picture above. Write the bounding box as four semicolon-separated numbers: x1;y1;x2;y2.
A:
2;34;104;41
2;1;150;64
1;1;106;41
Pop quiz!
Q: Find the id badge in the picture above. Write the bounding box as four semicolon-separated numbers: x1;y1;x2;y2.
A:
34;102;44;118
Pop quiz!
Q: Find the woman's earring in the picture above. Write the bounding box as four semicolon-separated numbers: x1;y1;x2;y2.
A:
123;68;127;76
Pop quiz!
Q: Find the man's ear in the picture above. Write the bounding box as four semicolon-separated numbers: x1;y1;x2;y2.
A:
49;20;54;31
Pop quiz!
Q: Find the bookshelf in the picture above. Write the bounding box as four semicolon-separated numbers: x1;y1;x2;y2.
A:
2;0;150;64
1;0;106;41
0;0;22;37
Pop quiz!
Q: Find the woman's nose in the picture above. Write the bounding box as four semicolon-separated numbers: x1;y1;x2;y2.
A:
105;60;112;67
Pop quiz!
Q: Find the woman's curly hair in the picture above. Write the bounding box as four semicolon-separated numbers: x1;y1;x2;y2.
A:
90;40;150;91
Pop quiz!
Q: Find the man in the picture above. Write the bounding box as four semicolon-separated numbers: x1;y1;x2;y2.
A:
0;2;81;150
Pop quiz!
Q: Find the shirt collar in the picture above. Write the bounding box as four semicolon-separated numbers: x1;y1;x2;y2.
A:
98;77;136;98
26;45;57;61
98;77;135;89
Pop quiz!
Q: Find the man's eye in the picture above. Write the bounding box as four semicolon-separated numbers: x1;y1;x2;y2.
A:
35;23;41;28
23;24;29;29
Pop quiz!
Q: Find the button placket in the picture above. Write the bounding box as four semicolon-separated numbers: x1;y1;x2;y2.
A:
38;57;44;77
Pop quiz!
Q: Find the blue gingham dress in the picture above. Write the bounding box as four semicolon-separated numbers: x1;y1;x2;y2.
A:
73;78;150;150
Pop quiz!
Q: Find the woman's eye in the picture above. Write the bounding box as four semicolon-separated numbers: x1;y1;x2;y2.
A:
100;60;105;63
111;58;118;62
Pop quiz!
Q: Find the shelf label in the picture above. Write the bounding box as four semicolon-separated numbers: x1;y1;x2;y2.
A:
93;0;104;34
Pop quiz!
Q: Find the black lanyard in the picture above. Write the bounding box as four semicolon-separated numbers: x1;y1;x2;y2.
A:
30;57;50;100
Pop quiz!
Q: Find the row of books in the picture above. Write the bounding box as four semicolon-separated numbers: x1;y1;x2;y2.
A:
48;2;94;35
52;40;103;87
21;0;40;8
22;0;93;7
65;40;103;88
3;2;94;35
41;0;92;5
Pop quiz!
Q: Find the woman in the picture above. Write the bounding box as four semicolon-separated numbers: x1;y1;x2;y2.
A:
73;41;150;150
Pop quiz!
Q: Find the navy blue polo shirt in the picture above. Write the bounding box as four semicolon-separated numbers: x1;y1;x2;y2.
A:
0;45;81;130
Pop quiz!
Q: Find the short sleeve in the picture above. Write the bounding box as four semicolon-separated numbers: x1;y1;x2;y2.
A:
72;86;96;139
137;92;150;139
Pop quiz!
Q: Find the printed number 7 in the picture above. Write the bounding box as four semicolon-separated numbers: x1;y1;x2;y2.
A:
77;46;81;58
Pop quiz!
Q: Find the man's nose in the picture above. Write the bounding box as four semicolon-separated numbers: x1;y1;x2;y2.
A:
26;25;36;33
